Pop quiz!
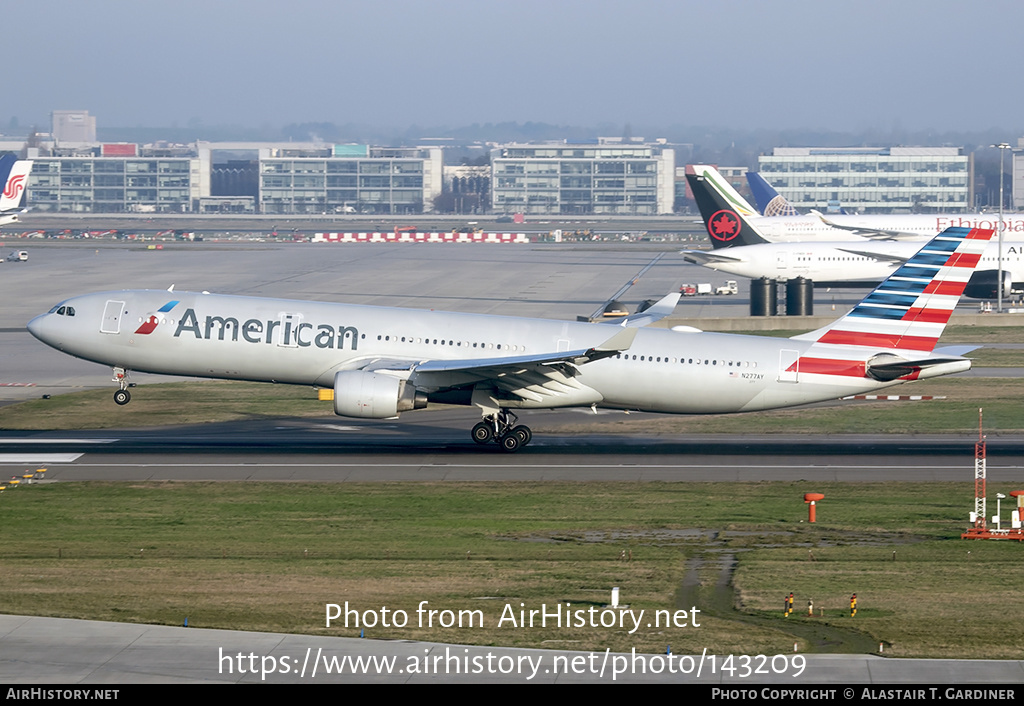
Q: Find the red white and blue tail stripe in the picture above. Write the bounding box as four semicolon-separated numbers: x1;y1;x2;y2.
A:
790;226;994;380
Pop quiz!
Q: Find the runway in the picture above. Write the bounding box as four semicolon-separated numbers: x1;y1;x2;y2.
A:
2;410;1022;483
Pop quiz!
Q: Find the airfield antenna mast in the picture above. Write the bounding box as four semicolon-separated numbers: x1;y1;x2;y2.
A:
974;407;986;531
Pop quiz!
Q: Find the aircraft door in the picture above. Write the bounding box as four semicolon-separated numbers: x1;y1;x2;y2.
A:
777;349;799;383
100;300;125;334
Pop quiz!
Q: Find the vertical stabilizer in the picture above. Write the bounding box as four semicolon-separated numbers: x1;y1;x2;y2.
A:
686;165;771;248
746;171;800;216
790;226;994;380
0;158;32;211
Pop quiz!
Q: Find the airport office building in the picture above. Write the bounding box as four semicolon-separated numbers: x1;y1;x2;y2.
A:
490;140;676;215
18;141;444;216
12;141;976;217
16;140;676;217
757;147;970;213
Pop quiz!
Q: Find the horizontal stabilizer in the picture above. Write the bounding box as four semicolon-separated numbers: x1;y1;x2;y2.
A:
866;353;971;382
679;249;744;265
933;344;981;357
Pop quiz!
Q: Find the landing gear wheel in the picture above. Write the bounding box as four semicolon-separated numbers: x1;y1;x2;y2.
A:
499;433;521;453
113;389;131;406
471;422;493;445
510;425;532;447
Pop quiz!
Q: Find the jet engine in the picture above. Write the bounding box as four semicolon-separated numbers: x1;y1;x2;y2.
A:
964;270;1012;300
333;370;427;418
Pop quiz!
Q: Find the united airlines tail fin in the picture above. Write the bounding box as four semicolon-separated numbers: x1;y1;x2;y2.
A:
746;171;800;216
791;226;994;381
686;165;771;249
0;154;32;212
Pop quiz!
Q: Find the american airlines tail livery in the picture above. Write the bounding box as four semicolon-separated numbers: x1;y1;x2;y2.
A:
28;226;992;452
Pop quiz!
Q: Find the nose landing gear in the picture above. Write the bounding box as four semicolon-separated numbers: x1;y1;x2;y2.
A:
112;367;132;405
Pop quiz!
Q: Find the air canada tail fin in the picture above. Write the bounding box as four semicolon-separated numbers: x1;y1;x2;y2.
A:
790;226;994;381
686;165;772;249
0;156;32;212
746;171;800;216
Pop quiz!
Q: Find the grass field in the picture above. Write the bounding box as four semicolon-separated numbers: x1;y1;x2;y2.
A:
1;481;1021;658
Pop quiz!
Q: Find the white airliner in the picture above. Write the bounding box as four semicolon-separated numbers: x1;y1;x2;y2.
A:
0;154;33;226
28;226;992;452
691;164;1024;243
686;168;1022;298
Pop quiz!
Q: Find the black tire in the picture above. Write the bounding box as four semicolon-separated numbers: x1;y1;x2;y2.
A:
511;425;532;446
499;433;521;453
471;422;493;445
114;389;131;406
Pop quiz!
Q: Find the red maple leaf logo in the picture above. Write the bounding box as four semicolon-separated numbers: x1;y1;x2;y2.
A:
709;210;739;240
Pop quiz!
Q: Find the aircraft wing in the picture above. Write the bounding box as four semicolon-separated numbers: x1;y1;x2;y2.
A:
834;247;908;265
679;249;744;265
404;327;637;402
815;213;921;241
586;253;666;322
600;292;681;327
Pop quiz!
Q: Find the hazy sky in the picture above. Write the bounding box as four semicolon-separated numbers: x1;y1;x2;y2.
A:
8;0;1024;134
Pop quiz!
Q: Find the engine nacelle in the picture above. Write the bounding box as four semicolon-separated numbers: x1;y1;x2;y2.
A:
964;270;1012;300
333;370;427;419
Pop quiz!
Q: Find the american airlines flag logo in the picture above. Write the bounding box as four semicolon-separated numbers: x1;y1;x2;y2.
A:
3;174;25;200
134;300;179;334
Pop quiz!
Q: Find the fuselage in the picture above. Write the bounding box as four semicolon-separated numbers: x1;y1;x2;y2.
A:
749;213;1024;243
26;289;915;416
695;240;1024;288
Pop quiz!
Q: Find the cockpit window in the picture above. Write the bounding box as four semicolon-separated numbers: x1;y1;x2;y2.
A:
49;303;76;317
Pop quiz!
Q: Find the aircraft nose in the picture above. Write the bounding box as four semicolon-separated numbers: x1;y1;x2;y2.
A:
27;312;57;346
27;313;44;338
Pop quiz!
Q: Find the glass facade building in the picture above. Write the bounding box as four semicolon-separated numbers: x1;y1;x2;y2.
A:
28;157;199;213
258;147;442;215
758;147;969;213
24;144;442;215
491;141;675;215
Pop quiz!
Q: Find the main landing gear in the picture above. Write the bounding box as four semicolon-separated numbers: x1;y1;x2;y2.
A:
112;367;131;406
471;409;532;453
